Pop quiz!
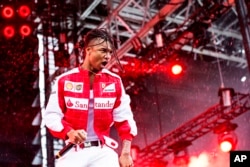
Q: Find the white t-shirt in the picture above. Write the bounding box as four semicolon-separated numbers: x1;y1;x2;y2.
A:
86;90;99;141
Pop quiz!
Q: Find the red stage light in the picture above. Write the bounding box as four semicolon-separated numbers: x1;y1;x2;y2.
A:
220;140;234;153
171;64;183;75
2;6;15;19
3;25;15;38
219;133;237;153
18;5;31;18
215;122;238;153
19;24;32;36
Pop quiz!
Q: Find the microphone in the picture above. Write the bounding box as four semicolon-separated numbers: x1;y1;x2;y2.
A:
55;143;75;159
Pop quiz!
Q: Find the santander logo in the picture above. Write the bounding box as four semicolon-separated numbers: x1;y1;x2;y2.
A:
94;98;116;109
65;97;88;110
66;99;74;107
64;97;116;110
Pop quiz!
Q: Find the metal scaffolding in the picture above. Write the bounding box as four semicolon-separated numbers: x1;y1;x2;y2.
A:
134;92;250;166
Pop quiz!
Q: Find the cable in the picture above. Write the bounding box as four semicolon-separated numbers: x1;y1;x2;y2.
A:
212;29;225;88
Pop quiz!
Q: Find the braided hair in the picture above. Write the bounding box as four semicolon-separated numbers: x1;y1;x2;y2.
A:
79;28;115;52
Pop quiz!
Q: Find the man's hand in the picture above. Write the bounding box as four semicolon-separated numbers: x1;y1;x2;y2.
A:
67;129;87;144
119;153;134;167
119;140;134;167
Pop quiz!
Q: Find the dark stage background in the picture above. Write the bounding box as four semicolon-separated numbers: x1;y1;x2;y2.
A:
1;0;250;167
1;53;249;166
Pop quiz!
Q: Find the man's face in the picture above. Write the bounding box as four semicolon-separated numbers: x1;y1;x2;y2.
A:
86;38;113;72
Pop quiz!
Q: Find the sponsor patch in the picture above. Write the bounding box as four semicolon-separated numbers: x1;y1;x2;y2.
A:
94;98;116;109
65;82;73;90
65;97;88;110
64;81;83;93
101;83;116;92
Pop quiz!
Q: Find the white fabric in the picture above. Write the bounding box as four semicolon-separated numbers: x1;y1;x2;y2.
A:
86;90;99;141
113;78;137;136
55;145;119;167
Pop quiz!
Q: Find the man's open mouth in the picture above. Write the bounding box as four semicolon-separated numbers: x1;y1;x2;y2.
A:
101;62;108;66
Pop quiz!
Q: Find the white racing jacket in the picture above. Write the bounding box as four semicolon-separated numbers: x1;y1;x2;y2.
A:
44;67;137;144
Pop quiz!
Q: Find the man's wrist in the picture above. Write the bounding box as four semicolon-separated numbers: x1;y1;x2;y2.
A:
121;139;132;155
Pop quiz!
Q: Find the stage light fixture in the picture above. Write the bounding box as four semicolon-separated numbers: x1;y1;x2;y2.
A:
155;32;164;48
1;5;15;19
218;131;237;153
171;64;183;75
167;59;186;77
3;25;15;39
19;24;32;37
213;122;238;153
173;149;189;166
131;37;143;53
218;88;235;107
18;5;31;18
1;3;33;39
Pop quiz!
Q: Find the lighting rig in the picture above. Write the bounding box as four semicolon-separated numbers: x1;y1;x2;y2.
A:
0;2;34;39
134;0;231;74
133;91;250;167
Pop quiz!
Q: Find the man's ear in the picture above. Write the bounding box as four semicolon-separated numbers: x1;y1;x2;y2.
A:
85;47;92;56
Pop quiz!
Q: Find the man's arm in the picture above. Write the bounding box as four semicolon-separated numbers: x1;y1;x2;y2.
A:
43;78;72;139
119;139;134;167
